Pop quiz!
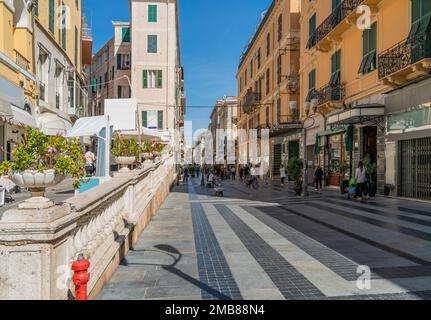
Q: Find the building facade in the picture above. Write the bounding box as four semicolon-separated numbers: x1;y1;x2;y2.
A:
0;0;38;163
33;0;88;136
300;0;431;200
130;0;185;142
236;0;302;179
89;22;131;117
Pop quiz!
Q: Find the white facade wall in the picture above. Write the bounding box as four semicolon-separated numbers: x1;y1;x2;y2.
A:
131;0;181;134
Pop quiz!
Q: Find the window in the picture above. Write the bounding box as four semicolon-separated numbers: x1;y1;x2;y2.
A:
34;0;39;16
266;107;270;127
148;4;157;22
266;33;271;57
307;14;316;49
330;50;341;85
408;0;431;41
74;27;78;66
359;22;377;74
266;68;270;95
278;14;283;41
276;98;281;123
122;27;130;43
277;55;282;84
49;0;54;33
306;69;316;102
250;59;253;79
118;86;130;98
257;48;261;69
245;69;248;86
332;0;341;11
143;70;163;88
117;54;130;70
61;2;66;50
142;110;163;129
147;35;158;53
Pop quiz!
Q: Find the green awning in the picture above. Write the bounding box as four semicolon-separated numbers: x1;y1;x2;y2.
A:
345;125;354;152
316;126;347;137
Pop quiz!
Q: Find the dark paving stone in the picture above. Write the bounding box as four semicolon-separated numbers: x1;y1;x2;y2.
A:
214;204;324;300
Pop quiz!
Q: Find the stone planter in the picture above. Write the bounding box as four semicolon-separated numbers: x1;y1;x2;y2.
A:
10;170;66;208
115;156;136;173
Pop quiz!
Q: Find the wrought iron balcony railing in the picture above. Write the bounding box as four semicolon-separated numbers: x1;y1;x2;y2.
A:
310;0;363;49
242;89;261;114
378;32;431;80
312;83;345;106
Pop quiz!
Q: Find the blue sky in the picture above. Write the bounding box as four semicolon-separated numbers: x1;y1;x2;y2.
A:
84;0;272;131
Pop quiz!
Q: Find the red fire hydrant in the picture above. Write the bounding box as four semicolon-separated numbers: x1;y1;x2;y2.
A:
72;254;90;300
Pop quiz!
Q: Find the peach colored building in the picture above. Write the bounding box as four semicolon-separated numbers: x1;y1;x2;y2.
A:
236;0;301;178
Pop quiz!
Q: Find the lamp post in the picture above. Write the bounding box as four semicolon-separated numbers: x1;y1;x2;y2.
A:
291;99;317;197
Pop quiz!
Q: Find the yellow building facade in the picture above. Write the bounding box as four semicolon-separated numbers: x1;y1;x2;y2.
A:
300;0;431;199
0;0;37;163
237;0;302;178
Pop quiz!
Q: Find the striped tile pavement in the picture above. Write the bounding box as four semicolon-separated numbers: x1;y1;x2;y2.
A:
98;177;431;300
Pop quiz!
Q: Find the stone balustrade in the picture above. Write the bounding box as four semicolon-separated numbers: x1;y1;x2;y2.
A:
0;157;177;300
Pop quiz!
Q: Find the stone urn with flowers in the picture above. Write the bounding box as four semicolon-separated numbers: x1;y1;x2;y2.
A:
111;138;140;173
0;128;86;209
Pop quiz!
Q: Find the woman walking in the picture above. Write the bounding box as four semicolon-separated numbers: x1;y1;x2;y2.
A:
355;161;369;200
280;166;286;186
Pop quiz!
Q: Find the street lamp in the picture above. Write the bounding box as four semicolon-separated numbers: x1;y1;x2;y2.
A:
291;99;317;197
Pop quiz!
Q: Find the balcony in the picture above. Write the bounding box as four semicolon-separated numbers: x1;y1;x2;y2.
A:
378;32;431;87
311;0;383;52
242;89;261;114
269;114;301;137
14;50;30;71
312;83;345;114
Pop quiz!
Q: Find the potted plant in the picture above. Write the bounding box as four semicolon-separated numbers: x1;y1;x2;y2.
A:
0;127;85;204
111;138;140;172
364;155;378;197
287;157;303;196
150;139;164;162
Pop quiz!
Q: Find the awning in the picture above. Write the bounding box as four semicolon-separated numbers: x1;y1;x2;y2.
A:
10;105;37;128
0;76;24;110
0;98;12;117
66;116;108;138
116;127;163;140
317;126;347;137
38;112;72;136
327;104;384;126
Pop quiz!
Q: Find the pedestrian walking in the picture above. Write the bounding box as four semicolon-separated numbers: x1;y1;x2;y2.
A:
231;166;236;180
355;161;369;200
280;166;286;186
184;168;190;184
314;166;324;192
239;167;244;182
85;146;96;177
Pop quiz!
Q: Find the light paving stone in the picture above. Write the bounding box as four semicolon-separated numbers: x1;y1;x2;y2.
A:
202;203;283;298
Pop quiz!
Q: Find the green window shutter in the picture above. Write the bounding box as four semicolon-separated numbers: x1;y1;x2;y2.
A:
74;27;78;66
157;111;163;129
156;70;163;88
417;14;431;35
122;27;130;42
142;111;148;128
143;70;148;88
92;79;97;93
412;0;422;23
148;5;157;22
332;0;341;11
307;14;316;48
148;35;157;53
117;54;122;70
307;69;316;101
34;0;39;16
359;22;377;74
330;50;341;86
49;0;54;32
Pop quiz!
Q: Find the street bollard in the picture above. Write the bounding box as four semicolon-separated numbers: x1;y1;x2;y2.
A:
72;254;90;300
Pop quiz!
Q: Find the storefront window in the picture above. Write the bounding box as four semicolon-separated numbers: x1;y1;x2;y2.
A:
388;104;431;131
